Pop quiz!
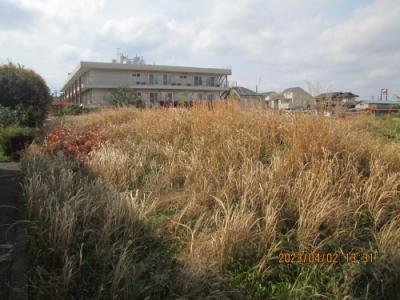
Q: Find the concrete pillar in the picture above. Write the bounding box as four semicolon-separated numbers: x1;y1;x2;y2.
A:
76;80;79;104
74;80;77;104
78;77;82;104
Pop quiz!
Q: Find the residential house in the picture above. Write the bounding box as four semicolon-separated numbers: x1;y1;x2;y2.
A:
224;86;262;103
277;87;315;110
356;100;400;115
315;92;359;109
260;91;280;108
60;55;231;106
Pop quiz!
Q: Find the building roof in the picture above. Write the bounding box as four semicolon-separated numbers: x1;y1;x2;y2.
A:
281;87;310;94
260;91;280;101
232;86;259;96
61;61;232;91
316;92;359;99
359;100;400;105
260;91;279;96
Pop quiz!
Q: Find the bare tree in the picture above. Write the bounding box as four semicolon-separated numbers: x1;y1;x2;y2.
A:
305;80;321;97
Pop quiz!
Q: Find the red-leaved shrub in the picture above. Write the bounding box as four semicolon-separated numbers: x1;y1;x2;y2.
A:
42;127;104;161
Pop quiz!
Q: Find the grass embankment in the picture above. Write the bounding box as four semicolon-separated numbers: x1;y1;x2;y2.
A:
23;102;400;299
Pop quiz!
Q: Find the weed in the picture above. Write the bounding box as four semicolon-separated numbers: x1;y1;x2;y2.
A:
23;101;400;299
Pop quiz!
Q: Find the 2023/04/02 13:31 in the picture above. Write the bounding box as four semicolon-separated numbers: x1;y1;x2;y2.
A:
277;252;375;264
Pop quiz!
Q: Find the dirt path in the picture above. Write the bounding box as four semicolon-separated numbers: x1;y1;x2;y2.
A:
0;163;27;300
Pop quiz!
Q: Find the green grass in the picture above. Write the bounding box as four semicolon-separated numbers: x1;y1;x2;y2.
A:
226;256;397;299
363;116;400;143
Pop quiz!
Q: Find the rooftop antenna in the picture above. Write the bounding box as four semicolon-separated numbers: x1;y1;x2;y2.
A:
116;48;128;64
380;88;388;101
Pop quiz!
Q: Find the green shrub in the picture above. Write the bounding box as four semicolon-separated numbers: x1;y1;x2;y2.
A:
0;124;35;160
111;87;145;108
0;145;9;161
0;105;18;127
61;104;81;115
0;63;51;127
50;103;85;116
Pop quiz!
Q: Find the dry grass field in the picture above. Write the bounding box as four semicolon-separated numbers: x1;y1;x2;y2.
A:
22;101;400;299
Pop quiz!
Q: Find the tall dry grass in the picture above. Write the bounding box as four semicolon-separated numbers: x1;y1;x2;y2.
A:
23;101;400;299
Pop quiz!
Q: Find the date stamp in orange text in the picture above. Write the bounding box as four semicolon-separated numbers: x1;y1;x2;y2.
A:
276;252;375;265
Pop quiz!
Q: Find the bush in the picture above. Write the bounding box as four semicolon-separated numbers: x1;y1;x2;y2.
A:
111;87;145;108
0;63;52;127
0;105;18;127
42;126;104;161
50;101;83;116
0;124;35;160
61;104;81;115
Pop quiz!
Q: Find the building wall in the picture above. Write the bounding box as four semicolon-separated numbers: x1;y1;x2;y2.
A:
355;102;369;110
264;94;279;108
91;89;113;105
83;88;219;106
316;96;357;108
80;90;92;105
228;89;261;103
62;66;228;105
87;70;220;88
278;101;290;110
282;91;315;110
240;95;262;103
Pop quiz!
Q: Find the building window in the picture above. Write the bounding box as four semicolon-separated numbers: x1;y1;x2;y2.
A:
207;94;214;101
150;92;159;104
198;93;203;100
163;74;172;85
149;74;159;85
194;76;203;86
165;92;173;101
180;75;187;79
206;77;215;86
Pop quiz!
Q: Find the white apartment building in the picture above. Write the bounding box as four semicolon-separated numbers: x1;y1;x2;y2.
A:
60;58;231;106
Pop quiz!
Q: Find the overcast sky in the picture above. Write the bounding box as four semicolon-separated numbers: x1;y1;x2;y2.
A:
0;0;399;99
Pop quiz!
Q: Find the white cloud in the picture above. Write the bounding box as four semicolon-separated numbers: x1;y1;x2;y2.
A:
320;0;400;60
0;0;399;98
14;0;105;19
101;15;178;46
